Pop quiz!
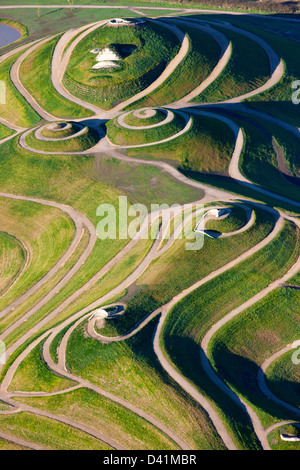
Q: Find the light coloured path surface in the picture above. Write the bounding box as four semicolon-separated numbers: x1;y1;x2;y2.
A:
203;20;284;104
18;125;101;155
0;192;97;328
1;8;300;451
0;392;123;450
112;20;189;112
10;35;61;121
163;17;232;104
117;108;174;130
34;122;86;141
0;430;47;450
0;231;30;299
200;212;300;449
51;20;110;118
52;202;283;451
108;110;192;149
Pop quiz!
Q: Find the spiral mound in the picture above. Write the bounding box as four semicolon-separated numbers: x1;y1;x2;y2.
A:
106;107;191;147
22;121;99;154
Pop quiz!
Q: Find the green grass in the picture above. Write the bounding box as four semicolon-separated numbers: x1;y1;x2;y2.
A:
205;204;249;232
127;113;235;173
0;410;112;450
14;387;180;450
192;25;270;103
40;122;82;139
19;36;92;120
209;286;300;426
268;424;300;450
0;123;14;140
224;19;300;128
160;220;300;445
64;20;180;109
24;125;99;153
64;318;225;449
0;51;41;129
0;8;140;43
0;197;75;316
125;23;221;108
0;134;203;348
0;231;26;296
123;108;167;126
9;340;76;393
100;205;275;337
265;347;300;409
106;110;186;145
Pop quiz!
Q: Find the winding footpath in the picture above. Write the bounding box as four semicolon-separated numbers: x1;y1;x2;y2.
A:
0;8;299;451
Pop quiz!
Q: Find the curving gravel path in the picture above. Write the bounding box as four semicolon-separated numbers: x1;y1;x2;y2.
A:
1;8;300;451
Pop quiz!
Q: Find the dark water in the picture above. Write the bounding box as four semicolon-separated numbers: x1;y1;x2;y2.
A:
0;24;21;48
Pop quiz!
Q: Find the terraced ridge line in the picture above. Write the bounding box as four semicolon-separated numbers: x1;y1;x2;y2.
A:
10;35;61;121
258;344;300;416
0;192;97;327
0;231;30;298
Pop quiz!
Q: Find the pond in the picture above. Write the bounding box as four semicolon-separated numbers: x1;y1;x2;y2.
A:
0;23;21;48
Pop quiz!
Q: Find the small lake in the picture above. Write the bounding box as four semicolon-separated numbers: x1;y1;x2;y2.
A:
0;24;21;48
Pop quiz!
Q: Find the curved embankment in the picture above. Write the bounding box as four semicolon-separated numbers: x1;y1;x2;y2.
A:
163;17;232;104
0;9;299;451
55;202;280;450
112;20;189;113
199;212;300;449
257;344;300;417
172;17;284;105
0;192;97;331
18;124;101;155
107;109;192;149
79;203;299;450
10;35;61;122
0;231;30;298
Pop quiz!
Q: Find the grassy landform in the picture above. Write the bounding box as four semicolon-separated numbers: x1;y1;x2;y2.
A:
63;20;180;110
205;204;249;232
8;341;76;393
63;318;225;450
125;23;221;108
209;285;300;426
14;387;181;450
99;205;275;337
127;113;235;173
0;197;75;316
265;347;300;409
0;123;14;141
24;125;99;153
106;111;186;145
0;51;40;129
0;8;140;47
123;108;167;126
157;220;299;448
40;122;86;139
268;424;300;450
0;410;112;450
0;133;203;354
193;25;270;103
222;17;300;127
19;36;92;120
0;231;26;296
